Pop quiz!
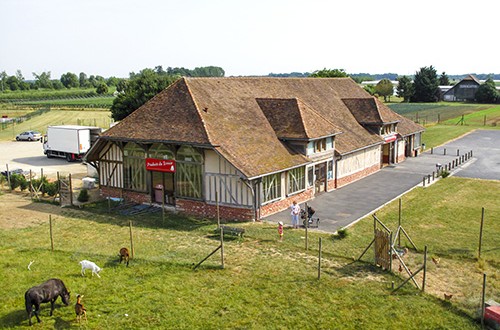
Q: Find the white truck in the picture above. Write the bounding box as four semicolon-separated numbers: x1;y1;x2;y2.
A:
43;125;102;162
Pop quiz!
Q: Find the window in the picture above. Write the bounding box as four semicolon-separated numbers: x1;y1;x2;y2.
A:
123;142;147;191
287;167;305;194
148;143;175;160
307;166;314;187
314;139;327;153
262;173;281;203
327;161;333;179
176;146;203;199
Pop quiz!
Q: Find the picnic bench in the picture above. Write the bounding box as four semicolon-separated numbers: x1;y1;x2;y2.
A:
216;225;245;237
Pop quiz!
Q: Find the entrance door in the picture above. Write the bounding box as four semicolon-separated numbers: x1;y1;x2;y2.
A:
314;163;327;194
151;171;175;205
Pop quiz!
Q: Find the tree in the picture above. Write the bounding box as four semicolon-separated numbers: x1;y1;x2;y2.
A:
375;79;394;102
363;84;376;96
116;79;128;93
106;76;120;87
475;78;498;103
96;82;109;95
79;72;89;87
60;72;79;88
310;68;349;78
411;66;439;102
439;72;450;86
110;68;178;121
396;76;414;102
0;71;7;92
51;80;64;90
6;75;21;90
33;71;53;89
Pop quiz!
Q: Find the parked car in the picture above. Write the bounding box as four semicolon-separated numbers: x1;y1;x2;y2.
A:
0;168;34;179
16;131;42;141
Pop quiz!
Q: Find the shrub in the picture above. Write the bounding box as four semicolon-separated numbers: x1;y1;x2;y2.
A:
9;173;23;190
44;181;59;196
19;177;29;191
441;170;450;178
332;228;349;240
77;189;89;203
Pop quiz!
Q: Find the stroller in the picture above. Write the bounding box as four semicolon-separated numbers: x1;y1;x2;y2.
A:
300;204;320;228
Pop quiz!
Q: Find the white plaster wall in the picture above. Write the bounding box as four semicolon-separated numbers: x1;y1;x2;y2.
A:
338;145;380;178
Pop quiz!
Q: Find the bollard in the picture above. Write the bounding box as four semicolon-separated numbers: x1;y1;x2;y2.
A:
444;148;447;155
423;177;426;187
432;171;435;180
431;147;434;154
427;175;431;184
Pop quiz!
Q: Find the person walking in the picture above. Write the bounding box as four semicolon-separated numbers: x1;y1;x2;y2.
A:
290;201;300;229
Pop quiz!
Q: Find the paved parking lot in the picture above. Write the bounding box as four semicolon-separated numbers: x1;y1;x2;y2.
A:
0;141;89;178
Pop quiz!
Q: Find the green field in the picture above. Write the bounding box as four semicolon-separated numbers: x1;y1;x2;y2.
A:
0;87;116;101
0;177;497;329
0;108;113;141
387;102;493;125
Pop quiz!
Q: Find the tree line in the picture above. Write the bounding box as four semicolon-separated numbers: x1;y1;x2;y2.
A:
0;66;225;96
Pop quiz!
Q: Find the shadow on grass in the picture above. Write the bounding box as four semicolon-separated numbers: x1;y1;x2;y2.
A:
21;199;228;233
0;309;26;327
0;306;71;328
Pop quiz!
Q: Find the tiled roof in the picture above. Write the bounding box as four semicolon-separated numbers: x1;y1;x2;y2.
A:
256;98;342;140
342;97;400;125
98;77;419;178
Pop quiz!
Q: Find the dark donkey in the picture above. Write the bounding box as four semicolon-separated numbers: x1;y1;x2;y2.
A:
25;278;70;326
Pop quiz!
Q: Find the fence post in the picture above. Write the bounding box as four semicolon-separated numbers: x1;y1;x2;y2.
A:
481;273;486;329
220;227;225;269
69;173;73;206
49;215;54;252
478;207;485;259
162;186;165;222
129;220;134;258
318;237;322;280
422;246;427;292
6;164;11;192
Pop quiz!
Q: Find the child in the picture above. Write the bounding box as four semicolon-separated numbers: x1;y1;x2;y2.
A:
278;221;284;241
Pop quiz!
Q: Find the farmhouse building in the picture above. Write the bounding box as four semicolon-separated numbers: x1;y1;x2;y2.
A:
442;74;481;102
85;77;424;221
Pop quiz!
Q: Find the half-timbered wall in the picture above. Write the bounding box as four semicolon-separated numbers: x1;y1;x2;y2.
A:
99;141;123;188
338;145;380;179
204;150;253;206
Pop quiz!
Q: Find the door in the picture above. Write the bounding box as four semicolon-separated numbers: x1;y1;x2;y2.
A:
151;171;175;205
314;163;327;194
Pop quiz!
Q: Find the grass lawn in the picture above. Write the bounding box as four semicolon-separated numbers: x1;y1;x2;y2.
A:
421;105;500;149
0;108;113;141
0;176;497;329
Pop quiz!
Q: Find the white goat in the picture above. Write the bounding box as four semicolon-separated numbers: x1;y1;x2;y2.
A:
79;260;102;278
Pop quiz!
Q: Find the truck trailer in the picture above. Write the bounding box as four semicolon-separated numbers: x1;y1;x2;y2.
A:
43;125;102;162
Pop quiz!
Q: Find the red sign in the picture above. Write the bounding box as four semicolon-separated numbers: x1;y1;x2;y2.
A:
145;158;176;173
384;135;397;143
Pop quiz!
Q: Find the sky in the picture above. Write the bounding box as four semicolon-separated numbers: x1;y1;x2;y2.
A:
1;0;499;80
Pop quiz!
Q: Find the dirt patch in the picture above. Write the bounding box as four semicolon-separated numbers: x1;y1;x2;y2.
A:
0;192;65;229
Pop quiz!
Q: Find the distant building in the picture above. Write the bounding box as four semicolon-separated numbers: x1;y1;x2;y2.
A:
442;75;481;102
86;77;424;221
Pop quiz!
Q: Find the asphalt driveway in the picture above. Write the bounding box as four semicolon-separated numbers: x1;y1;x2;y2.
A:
265;129;500;233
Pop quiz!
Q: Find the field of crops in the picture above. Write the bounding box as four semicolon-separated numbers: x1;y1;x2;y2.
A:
387;102;493;125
